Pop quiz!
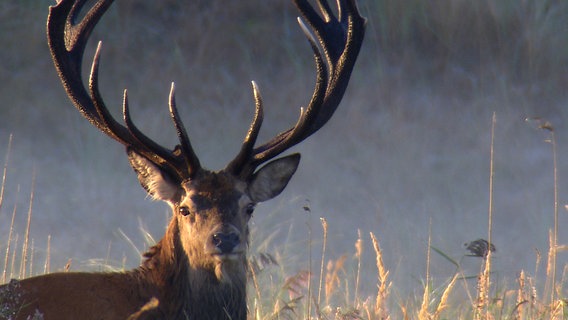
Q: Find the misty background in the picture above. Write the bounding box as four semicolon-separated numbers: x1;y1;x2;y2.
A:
1;0;568;302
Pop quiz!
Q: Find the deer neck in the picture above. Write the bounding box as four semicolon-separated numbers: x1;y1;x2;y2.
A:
134;218;248;319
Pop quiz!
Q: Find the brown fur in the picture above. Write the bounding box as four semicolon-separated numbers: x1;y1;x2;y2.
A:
9;199;247;320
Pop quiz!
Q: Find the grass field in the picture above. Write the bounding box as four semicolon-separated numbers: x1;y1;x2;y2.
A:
1;0;568;318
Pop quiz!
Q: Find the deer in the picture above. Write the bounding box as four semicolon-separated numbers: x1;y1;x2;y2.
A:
1;0;365;319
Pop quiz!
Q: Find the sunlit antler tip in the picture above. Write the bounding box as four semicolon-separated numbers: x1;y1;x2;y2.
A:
169;82;177;105
122;89;131;122
296;17;317;44
251;81;262;100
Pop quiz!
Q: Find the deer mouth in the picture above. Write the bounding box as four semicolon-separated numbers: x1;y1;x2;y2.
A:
204;239;245;261
211;251;244;262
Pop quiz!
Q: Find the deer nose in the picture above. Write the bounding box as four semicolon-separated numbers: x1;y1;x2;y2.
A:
212;232;240;254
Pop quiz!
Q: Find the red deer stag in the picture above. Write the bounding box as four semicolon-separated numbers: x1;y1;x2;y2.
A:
2;0;365;319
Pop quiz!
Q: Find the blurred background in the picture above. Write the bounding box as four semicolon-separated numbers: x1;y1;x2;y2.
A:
1;0;568;303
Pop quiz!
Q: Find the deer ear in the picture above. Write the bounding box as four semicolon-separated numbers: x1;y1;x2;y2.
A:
248;153;300;203
127;148;181;203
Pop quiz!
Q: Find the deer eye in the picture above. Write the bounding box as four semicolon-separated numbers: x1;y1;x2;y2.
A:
245;203;256;216
179;206;191;216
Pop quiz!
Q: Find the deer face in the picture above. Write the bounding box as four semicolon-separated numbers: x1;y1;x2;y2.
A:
128;149;300;281
176;172;252;274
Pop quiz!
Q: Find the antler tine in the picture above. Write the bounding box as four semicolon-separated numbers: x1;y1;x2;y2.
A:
122;89;182;172
226;82;264;176
248;21;327;164
48;0;202;179
229;0;365;177
168;83;202;176
91;44;167;160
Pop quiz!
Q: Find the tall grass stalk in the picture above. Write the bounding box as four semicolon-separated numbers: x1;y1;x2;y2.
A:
476;113;497;320
354;229;363;306
546;126;558;308
248;259;263;318
370;231;390;318
475;251;492;320
418;221;432;320
2;202;17;283
526;117;561;313
317;217;328;308
0;135;11;223
515;270;527;319
304;203;313;320
434;273;458;318
44;235;51;274
19;169;35;279
29;238;35;278
9;234;18;279
0;136;13;284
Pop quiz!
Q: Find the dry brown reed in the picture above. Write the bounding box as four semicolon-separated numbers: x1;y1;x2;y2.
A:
370;231;390;319
0;136;13;284
44;235;51;274
19;171;35;279
318;217;328;308
416;222;459;320
2;200;17;284
473;113;496;320
248;259;263;317
474;251;492;320
434;273;458;318
354;229;363;305
514;270;527;319
324;255;347;306
418;228;431;320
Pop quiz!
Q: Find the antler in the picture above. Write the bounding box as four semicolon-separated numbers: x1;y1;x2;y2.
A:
48;0;365;181
47;0;201;180
227;0;366;178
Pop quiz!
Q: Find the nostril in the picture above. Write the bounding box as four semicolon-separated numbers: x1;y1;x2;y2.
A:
212;232;240;254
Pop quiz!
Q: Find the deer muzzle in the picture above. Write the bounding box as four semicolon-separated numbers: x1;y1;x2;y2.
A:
212;232;240;254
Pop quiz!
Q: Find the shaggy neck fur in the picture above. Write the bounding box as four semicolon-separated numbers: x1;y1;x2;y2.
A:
130;218;247;319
